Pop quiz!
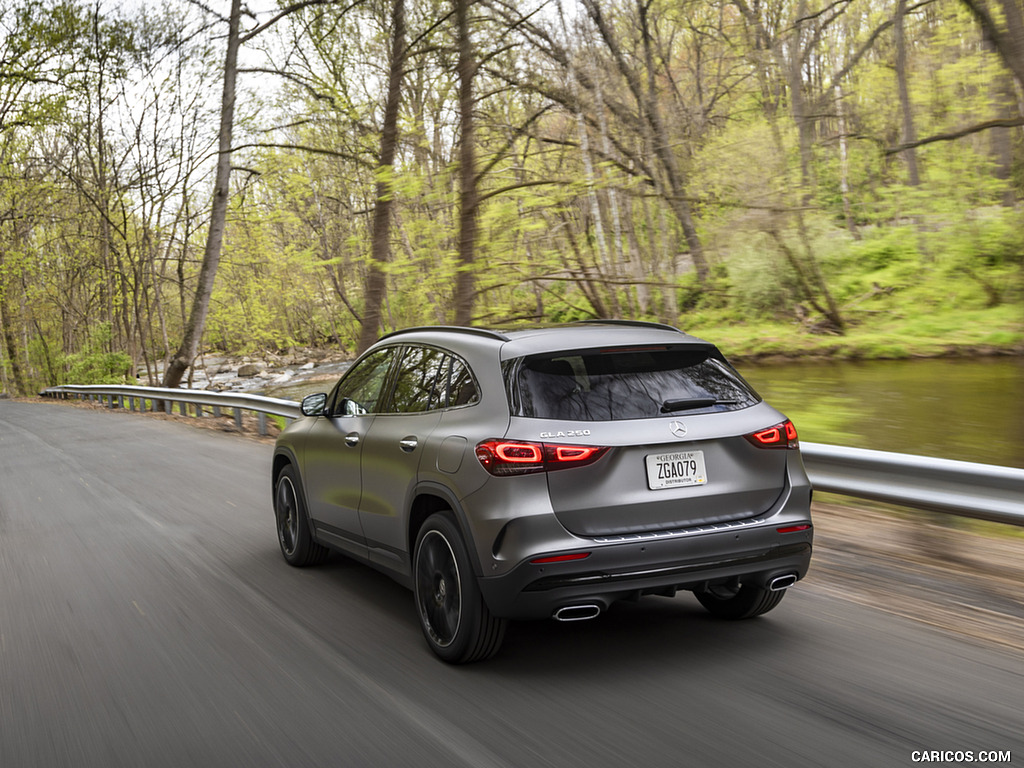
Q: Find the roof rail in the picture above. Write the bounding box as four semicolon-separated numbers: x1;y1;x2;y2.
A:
376;325;511;343
573;319;683;333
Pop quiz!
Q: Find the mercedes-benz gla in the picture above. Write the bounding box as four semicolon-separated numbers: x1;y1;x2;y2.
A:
272;321;813;663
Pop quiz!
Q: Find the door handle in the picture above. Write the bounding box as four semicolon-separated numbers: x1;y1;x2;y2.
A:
345;432;360;447
399;437;418;453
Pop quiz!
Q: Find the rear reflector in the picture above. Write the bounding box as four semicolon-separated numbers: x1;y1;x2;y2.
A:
777;524;811;533
530;552;591;564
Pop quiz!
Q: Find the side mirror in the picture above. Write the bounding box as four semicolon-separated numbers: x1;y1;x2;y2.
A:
337;397;366;416
300;392;328;417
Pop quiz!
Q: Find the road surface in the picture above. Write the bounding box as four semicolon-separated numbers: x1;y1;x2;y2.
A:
1;401;1020;767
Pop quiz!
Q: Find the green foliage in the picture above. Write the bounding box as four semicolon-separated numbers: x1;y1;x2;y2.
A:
60;324;134;385
846;227;920;270
937;207;1024;268
0;0;1020;379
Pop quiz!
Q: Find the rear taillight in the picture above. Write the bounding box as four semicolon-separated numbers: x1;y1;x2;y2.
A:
744;420;798;449
475;440;609;476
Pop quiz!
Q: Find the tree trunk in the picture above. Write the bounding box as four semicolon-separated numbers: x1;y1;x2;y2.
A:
581;0;710;287
570;71;619;317
357;0;406;354
0;280;26;396
895;0;921;186
162;0;242;388
960;0;1024;89
835;82;860;239
787;0;815;198
594;70;634;314
985;32;1019;206
634;0;709;286
453;0;478;326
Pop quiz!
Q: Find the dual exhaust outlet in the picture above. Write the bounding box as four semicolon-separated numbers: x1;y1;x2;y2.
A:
552;604;602;622
768;573;798;592
552;574;798;621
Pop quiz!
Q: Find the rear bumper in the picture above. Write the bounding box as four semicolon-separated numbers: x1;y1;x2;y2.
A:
478;521;813;620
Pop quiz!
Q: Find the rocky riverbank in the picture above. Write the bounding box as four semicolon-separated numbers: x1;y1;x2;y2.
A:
139;348;354;395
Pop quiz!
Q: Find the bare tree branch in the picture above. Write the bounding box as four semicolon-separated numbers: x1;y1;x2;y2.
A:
885;117;1024;153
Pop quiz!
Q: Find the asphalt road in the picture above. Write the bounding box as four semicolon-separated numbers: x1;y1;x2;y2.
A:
1;400;1021;768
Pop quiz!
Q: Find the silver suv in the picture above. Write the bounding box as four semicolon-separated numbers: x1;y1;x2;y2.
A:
272;321;812;663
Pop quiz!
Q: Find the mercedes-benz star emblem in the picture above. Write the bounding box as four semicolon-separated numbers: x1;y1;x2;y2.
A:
669;420;688;438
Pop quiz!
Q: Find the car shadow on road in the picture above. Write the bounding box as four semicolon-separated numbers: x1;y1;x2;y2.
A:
299;553;801;673
490;597;800;676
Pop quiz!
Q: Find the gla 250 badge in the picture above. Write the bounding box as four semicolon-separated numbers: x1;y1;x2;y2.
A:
539;429;592;439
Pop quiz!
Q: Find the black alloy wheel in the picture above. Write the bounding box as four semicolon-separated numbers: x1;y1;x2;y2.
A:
416;528;462;649
274;464;329;567
413;512;506;663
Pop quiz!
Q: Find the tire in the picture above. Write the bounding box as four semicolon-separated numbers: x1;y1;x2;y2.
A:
694;581;786;620
413;512;506;664
274;464;329;567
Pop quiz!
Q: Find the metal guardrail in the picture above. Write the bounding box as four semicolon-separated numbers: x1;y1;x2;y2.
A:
800;442;1024;527
42;384;300;435
40;384;1024;527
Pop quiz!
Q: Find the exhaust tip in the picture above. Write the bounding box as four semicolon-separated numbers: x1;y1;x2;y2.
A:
769;574;798;592
553;604;602;622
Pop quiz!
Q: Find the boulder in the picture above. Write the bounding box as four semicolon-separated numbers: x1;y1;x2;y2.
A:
237;363;261;378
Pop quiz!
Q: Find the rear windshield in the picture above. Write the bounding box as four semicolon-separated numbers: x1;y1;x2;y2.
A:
511;346;760;421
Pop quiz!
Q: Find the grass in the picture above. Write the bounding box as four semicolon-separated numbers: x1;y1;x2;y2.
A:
686;299;1023;361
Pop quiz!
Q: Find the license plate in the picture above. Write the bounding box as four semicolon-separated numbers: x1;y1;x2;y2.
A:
645;450;707;490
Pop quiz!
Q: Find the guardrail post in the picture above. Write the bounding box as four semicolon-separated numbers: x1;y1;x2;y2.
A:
233;407;243;430
108;395;115;409
129;397;136;412
164;400;172;415
212;405;221;418
258;412;267;436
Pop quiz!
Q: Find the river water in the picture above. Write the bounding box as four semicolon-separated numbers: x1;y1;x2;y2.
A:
741;357;1024;469
264;357;1024;470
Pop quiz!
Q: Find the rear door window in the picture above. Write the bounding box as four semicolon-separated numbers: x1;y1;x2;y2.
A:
512;346;759;421
387;346;449;413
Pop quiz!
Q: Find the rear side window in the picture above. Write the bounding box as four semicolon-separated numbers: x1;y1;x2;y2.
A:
512;347;759;421
448;357;480;407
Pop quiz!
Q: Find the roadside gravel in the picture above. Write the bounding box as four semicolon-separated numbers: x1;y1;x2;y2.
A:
805;502;1024;653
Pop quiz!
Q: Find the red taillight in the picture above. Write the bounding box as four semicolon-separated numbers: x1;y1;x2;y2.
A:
475;440;609;476
494;442;542;463
553;445;602;462
530;552;591;564
745;420;799;449
475;441;544;475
